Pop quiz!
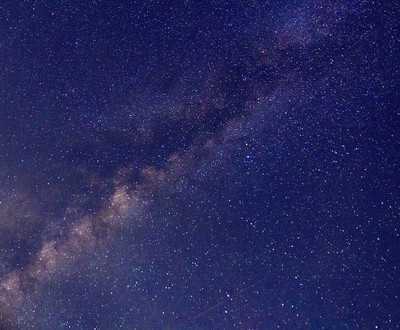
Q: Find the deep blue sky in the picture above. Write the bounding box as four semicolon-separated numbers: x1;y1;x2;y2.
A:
0;0;399;328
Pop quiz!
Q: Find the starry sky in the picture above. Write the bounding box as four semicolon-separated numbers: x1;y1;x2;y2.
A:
0;0;399;328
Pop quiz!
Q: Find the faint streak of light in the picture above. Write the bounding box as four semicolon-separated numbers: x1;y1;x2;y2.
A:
192;277;266;322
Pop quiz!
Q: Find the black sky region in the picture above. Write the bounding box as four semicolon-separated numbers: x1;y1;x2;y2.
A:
0;0;399;328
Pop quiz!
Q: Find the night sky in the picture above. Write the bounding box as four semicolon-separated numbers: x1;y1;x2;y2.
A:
0;0;399;328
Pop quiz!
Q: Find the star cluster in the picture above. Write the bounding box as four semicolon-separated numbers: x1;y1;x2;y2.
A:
0;0;399;328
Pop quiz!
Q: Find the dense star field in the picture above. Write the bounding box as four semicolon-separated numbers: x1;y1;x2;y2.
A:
0;0;399;328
